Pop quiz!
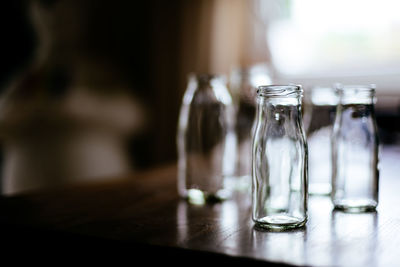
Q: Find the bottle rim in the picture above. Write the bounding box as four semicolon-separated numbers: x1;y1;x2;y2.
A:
257;84;303;97
335;84;376;104
335;84;376;93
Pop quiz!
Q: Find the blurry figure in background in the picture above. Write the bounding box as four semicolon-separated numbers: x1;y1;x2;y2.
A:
305;86;338;195
0;0;145;195
229;63;273;190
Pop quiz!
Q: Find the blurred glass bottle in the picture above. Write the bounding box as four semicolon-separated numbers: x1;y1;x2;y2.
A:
177;74;236;204
252;85;308;229
229;63;272;190
306;86;338;195
332;84;379;212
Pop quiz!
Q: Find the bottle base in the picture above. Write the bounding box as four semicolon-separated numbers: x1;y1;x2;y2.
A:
333;198;377;213
254;215;307;230
182;188;230;205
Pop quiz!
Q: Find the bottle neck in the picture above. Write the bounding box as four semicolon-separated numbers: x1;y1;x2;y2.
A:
255;97;304;140
185;73;232;106
189;74;226;90
257;96;303;125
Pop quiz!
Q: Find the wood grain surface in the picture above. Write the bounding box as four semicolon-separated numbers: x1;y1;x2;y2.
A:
1;146;400;266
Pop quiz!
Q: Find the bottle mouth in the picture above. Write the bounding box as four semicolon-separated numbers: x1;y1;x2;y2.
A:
335;84;376;104
257;85;303;98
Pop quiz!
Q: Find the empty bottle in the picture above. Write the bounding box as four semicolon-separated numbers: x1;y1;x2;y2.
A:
331;84;379;212
229;63;272;190
177;74;236;204
252;85;308;229
306;86;338;195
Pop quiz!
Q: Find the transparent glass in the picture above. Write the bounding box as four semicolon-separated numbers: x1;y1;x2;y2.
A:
177;74;236;204
306;86;338;195
252;85;308;229
229;64;272;190
331;84;379;212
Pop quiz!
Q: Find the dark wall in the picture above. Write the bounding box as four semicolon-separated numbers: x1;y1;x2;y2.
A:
0;1;36;90
0;0;185;169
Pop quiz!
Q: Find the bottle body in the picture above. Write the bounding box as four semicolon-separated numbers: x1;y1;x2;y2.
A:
331;85;379;212
252;85;308;229
177;74;236;203
306;86;338;195
229;64;272;190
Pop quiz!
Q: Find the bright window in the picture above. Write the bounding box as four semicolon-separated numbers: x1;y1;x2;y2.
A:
265;0;400;81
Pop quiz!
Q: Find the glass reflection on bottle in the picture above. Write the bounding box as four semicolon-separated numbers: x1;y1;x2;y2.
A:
177;74;236;204
331;84;379;212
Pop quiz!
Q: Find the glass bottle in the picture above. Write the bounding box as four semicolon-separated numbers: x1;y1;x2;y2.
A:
177;74;236;204
331;84;379;212
229;64;272;190
252;85;308;229
306;86;338;195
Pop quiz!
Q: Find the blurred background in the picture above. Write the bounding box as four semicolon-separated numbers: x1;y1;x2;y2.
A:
1;0;400;195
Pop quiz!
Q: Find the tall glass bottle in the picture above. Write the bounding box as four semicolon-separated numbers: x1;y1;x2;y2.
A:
331;84;379;212
306;86;338;195
177;74;236;204
229;64;272;190
252;85;308;229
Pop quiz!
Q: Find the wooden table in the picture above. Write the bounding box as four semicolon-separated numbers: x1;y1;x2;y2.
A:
1;145;400;266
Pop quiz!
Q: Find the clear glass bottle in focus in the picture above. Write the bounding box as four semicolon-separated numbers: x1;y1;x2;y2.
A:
177;74;236;204
306;86;338;195
252;85;308;229
332;84;379;212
